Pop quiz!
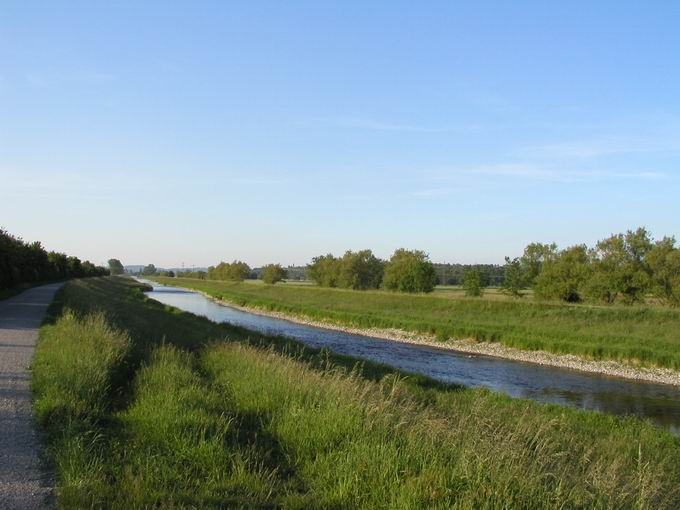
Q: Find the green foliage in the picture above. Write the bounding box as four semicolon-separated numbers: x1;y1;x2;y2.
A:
158;270;175;277
308;250;385;290
433;263;505;285
534;245;590;302
33;277;680;508
462;269;484;297
107;259;125;275
0;227;108;290
141;264;157;275
501;257;528;297
520;242;557;285
338;249;384;290
177;270;207;279
261;263;287;284
646;237;680;306
383;249;438;293
207;260;251;281
584;228;653;304
307;254;342;287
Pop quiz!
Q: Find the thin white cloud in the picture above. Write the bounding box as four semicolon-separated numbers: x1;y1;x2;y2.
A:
516;135;680;159
460;163;669;183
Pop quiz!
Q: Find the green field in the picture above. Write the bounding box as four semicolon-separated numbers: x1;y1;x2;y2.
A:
152;277;680;370
32;276;680;508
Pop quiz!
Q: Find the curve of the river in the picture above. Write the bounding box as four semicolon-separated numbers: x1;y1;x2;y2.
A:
144;281;680;434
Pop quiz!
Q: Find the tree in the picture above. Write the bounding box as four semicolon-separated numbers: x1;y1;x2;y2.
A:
462;269;484;297
338;249;384;290
108;259;125;275
261;264;287;284
646;237;680;306
0;227;108;289
383;249;438;293
501;257;527;297
142;264;157;276
227;261;251;281
520;242;557;286
534;245;590;302
584;228;653;304
207;261;251;281
307;254;342;287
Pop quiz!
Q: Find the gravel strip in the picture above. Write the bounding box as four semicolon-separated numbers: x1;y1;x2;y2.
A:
0;283;62;510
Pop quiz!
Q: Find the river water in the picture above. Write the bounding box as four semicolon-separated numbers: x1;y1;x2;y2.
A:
144;281;680;434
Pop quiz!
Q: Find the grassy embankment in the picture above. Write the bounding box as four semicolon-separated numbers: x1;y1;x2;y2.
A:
33;277;680;508
151;277;680;371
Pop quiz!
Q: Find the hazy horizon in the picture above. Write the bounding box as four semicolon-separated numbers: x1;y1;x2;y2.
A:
3;2;679;267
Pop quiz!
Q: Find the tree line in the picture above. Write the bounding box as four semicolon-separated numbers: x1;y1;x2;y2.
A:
500;227;680;306
0;228;109;290
307;249;438;293
155;226;680;305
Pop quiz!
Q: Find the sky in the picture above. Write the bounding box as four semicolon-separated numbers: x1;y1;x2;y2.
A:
1;1;679;268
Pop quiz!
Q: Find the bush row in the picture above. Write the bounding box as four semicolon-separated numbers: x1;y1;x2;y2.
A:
0;228;109;290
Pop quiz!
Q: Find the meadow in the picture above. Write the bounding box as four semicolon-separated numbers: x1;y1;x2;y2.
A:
153;277;680;370
31;277;680;508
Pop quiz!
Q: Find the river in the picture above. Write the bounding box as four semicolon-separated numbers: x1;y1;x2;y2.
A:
143;280;680;434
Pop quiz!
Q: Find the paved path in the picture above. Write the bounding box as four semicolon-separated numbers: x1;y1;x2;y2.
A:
0;283;63;509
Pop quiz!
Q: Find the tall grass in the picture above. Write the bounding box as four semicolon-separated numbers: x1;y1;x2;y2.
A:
155;277;680;369
204;343;680;508
32;310;130;506
32;277;680;508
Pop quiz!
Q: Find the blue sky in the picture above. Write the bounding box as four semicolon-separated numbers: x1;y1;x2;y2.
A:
2;1;679;267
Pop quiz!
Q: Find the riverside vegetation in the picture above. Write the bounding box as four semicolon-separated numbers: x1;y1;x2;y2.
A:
153;276;680;371
30;276;680;508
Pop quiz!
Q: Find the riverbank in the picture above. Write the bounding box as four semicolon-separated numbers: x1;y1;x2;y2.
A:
152;277;680;387
32;277;680;508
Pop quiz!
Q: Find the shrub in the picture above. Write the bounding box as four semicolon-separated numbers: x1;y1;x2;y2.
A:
383;249;438;293
261;264;287;284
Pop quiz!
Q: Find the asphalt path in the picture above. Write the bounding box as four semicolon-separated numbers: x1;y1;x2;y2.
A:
0;283;62;509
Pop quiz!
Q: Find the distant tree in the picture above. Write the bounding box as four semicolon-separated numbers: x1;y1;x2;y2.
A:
501;257;527;297
646;237;680;306
142;264;157;276
534;245;590;302
261;264;287;284
108;258;125;275
462;269;484;297
179;270;207;279
307;254;342;287
338;249;384;290
228;261;251;281
520;242;557;286
383;249;438;293
584;228;653;304
207;261;251;281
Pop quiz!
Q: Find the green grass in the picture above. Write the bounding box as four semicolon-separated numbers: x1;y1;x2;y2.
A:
32;277;680;508
153;276;680;370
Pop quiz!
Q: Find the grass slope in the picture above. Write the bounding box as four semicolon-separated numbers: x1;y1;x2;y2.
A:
32;277;680;508
154;277;680;370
